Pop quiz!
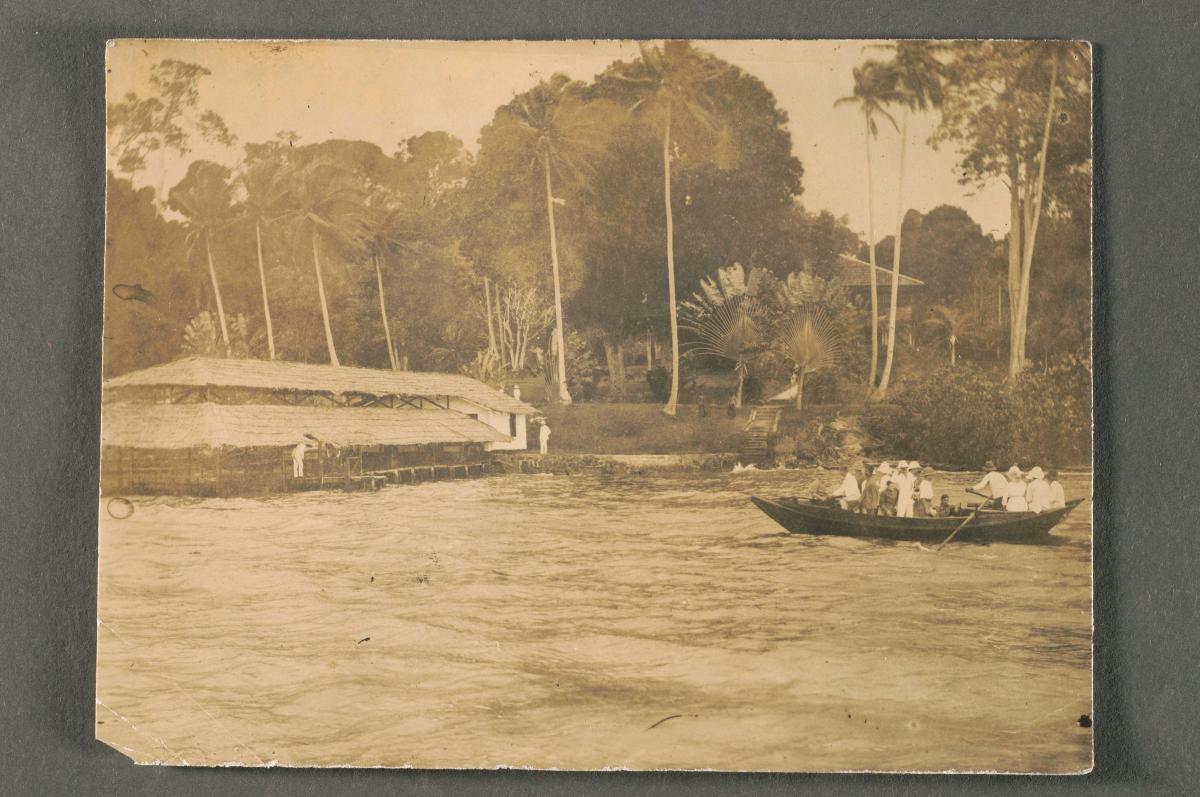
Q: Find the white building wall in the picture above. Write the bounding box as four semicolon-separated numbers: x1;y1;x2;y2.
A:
446;397;527;451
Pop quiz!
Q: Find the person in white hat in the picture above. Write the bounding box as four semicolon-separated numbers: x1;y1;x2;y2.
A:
915;465;935;517
1003;464;1029;511
894;461;916;518
1024;466;1051;513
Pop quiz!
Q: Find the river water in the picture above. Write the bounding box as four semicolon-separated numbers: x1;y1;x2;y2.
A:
96;468;1092;772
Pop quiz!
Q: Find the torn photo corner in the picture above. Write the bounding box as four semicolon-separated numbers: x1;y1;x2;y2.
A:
98;38;1094;772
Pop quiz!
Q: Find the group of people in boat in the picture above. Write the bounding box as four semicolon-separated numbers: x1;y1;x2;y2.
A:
826;459;1067;517
971;461;1067;513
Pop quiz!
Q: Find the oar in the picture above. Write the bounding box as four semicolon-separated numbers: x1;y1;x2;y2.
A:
936;489;993;550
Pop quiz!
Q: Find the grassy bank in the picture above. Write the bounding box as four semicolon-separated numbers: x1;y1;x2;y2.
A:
537;402;749;455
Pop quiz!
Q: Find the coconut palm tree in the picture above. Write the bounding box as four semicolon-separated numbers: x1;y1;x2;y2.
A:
492;76;618;403
835;61;900;395
281;160;367;366
168;160;236;353
604;40;729;416
361;193;414;371
235;157;292;360
922;304;972;366
777;307;843;411
875;41;945;398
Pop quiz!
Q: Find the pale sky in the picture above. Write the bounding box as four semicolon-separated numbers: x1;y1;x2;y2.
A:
106;39;1011;239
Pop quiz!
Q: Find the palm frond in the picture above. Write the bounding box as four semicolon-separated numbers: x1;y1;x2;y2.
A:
777;307;843;374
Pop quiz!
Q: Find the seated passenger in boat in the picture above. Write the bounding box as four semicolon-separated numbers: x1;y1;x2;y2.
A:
830;464;862;511
914;467;935;517
879;478;899;517
1004;465;1029;511
859;463;882;516
1024;466;1051;513
937;494;953;517
1046;469;1066;510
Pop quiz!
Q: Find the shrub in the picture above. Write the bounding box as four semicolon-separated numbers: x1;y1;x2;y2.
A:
645;363;697;403
862;359;1091;468
1010;353;1093;465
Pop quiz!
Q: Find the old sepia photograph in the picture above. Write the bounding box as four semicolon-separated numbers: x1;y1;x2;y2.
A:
98;39;1093;772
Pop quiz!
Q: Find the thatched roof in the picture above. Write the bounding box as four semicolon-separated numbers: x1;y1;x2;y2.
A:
837;255;925;288
104;357;535;414
101;402;510;450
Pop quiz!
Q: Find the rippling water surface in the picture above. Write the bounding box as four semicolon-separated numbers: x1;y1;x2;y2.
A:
96;468;1092;772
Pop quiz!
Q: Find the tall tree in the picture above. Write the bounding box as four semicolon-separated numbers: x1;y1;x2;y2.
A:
835;61;900;394
600;41;730;415
167;160;236;351
874;41;945;398
281;161;367;366
487;76;618;402
107;59;236;206
235;157;292;360
361;191;419;371
935;41;1090;377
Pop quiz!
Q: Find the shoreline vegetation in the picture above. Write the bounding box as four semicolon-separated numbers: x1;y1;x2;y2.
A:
105;41;1092;479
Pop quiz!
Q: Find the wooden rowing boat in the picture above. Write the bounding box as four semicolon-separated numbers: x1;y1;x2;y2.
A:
749;496;1086;545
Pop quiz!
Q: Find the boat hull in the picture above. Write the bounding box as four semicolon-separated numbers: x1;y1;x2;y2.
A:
750;496;1085;545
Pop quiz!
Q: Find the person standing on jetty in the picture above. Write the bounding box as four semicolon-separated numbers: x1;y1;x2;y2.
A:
538;420;552;455
292;439;315;478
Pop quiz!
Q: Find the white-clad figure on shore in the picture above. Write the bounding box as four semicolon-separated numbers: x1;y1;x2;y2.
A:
1024;466;1051;513
894;461;916;518
292;440;314;478
539;421;551;455
972;460;1008;504
1003;465;1029;511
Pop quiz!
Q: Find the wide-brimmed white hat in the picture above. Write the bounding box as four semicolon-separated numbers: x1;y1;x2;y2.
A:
1026;466;1045;480
877;462;893;475
1007;464;1023;478
894;460;908;470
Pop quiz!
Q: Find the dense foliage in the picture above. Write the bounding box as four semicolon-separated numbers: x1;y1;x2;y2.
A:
862;356;1091;467
105;38;1091;436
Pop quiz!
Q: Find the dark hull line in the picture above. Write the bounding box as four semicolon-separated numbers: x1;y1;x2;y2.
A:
750;496;1086;545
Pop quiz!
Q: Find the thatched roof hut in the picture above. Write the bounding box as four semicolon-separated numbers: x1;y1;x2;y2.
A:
104;357;536;415
101;402;509;449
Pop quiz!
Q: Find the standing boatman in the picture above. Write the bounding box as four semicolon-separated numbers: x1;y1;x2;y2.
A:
830;464;862;511
972;460;1009;506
